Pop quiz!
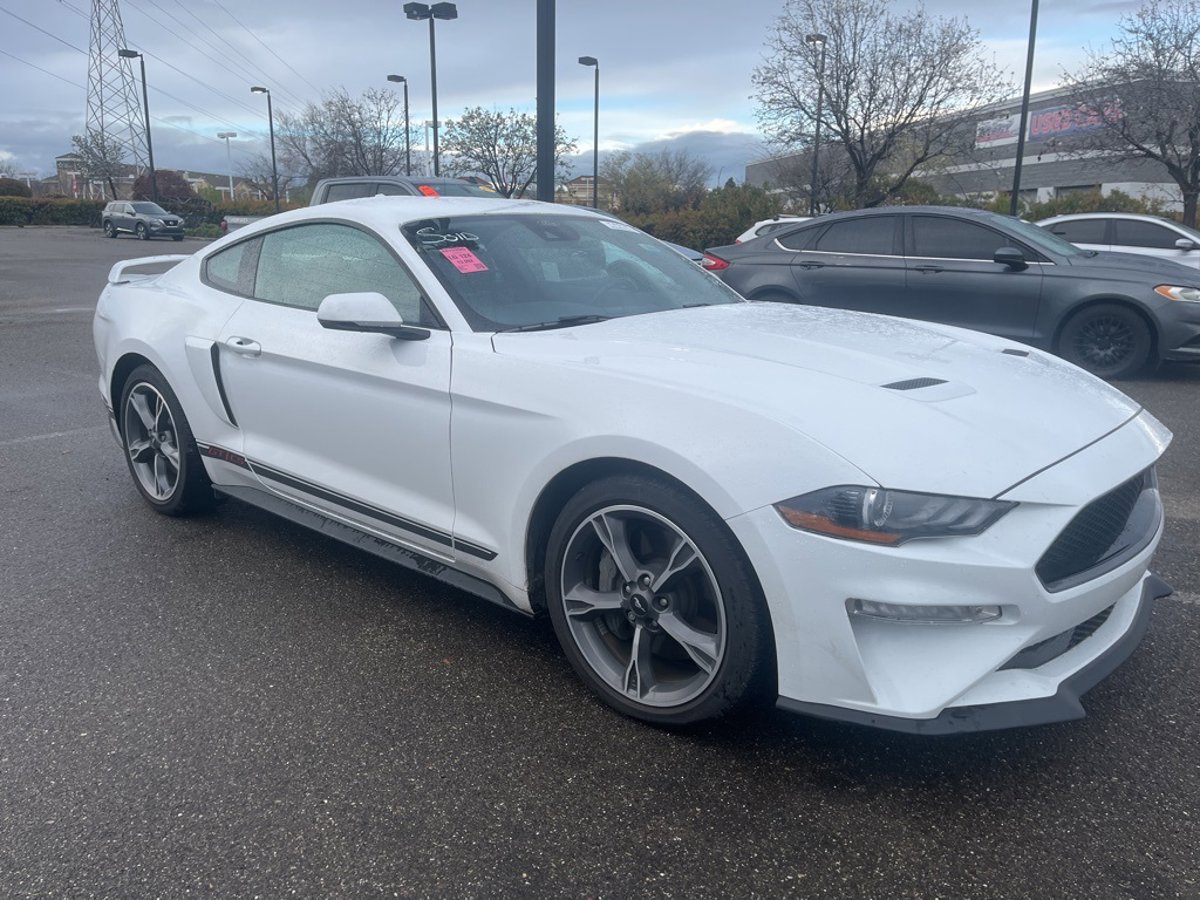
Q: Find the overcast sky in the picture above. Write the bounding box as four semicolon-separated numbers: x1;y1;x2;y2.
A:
0;0;1141;183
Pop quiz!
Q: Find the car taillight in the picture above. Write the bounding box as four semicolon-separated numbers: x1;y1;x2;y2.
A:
701;254;729;271
418;184;440;197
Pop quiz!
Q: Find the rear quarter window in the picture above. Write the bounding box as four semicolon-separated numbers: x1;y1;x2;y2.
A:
203;237;263;297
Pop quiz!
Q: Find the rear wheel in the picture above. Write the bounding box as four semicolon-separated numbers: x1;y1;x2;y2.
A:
119;365;214;516
545;474;772;725
1058;303;1152;380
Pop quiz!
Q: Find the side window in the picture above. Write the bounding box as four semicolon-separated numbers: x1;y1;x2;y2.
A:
374;182;414;196
253;223;433;324
911;216;1010;261
1113;220;1180;249
1046;219;1108;244
811;218;897;255
775;227;818;251
322;182;376;203
203;236;262;296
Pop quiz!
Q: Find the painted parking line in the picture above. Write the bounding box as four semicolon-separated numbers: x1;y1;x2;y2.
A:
0;425;107;447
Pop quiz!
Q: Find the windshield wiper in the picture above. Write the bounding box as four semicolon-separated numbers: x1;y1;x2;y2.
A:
499;314;612;333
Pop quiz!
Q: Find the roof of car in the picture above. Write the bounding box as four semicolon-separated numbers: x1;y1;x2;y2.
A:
313;175;478;187
789;205;1014;227
1037;212;1179;224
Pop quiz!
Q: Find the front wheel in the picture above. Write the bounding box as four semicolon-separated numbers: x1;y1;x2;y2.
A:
103;221;117;238
1058;303;1152;380
545;474;773;725
136;223;149;240
172;235;184;242
119;365;214;516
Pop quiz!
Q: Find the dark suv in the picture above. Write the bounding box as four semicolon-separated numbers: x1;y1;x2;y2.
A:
102;201;185;241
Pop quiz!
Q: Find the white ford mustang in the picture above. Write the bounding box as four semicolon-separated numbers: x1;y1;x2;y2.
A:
93;197;1173;732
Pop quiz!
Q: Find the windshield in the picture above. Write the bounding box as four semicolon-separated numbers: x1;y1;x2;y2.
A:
402;213;743;331
131;202;169;215
1174;220;1200;242
1008;217;1085;257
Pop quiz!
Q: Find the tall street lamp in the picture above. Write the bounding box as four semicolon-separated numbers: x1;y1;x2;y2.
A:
578;56;599;208
217;131;237;201
250;86;280;212
1010;0;1039;217
804;33;827;217
403;2;457;177
386;75;412;176
118;48;157;203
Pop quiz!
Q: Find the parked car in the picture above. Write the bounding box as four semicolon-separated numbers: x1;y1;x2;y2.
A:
102;201;184;241
94;196;1172;733
734;215;809;244
1038;212;1200;270
706;205;1200;379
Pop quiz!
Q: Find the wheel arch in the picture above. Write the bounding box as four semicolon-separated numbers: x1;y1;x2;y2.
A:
109;352;157;438
1052;295;1160;360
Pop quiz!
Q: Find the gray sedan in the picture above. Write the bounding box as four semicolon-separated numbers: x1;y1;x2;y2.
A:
706;206;1200;379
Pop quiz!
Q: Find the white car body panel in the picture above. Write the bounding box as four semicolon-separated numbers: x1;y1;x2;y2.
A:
93;197;1173;732
1039;213;1200;270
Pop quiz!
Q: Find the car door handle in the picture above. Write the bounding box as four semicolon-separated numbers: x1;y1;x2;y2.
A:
913;265;943;274
225;336;261;357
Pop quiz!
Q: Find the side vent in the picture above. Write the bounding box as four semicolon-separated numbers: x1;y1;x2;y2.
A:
881;377;948;391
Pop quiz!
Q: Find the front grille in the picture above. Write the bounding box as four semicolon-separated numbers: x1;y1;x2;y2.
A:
1001;604;1115;670
1035;468;1157;592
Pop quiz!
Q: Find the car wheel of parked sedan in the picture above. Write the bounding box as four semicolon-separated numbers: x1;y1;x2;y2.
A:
545;474;772;725
136;223;149;241
119;365;214;516
103;221;117;238
1059;303;1152;380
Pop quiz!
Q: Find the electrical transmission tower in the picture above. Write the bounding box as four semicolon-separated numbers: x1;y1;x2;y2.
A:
85;0;148;171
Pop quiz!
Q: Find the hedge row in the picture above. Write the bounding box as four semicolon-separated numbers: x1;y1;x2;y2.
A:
0;196;297;228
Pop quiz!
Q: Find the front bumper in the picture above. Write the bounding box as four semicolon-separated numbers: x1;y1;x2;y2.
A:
778;573;1171;733
1158;298;1200;361
147;222;185;237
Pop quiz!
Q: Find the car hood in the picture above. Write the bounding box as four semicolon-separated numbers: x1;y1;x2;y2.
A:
491;303;1142;498
1064;249;1200;283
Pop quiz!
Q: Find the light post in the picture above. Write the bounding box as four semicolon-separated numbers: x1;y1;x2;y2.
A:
804;33;826;217
1010;0;1039;217
250;86;279;212
578;56;599;208
217;131;237;201
403;2;457;177
386;75;411;176
118;48;156;202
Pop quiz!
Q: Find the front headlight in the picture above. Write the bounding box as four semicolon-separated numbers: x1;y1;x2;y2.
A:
774;486;1016;546
1154;285;1200;302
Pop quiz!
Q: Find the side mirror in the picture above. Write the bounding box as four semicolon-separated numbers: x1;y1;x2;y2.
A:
317;292;430;341
1175;237;1196;251
993;247;1028;270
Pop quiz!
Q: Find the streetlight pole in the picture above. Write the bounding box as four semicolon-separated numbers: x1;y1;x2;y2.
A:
404;3;457;177
217;131;237;201
578;56;599;208
804;33;826;217
118;48;156;202
1010;0;1039;217
386;75;411;176
250;86;279;212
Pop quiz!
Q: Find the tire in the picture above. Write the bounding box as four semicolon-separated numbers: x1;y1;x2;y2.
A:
545;474;773;725
118;364;215;516
1058;303;1152;380
136;223;149;241
103;221;117;238
172;235;184;242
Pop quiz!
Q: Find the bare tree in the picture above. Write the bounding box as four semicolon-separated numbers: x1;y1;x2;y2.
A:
601;149;713;214
70;130;129;200
753;0;1010;208
1062;0;1200;226
277;88;420;181
440;107;576;197
239;153;300;202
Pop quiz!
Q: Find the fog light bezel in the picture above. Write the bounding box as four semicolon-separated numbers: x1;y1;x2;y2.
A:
848;598;1004;625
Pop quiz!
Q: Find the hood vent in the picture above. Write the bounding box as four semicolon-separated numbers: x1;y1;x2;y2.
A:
1002;348;1030;357
881;377;947;391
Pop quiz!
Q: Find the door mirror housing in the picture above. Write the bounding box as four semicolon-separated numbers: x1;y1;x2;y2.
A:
1174;237;1196;251
317;292;430;341
993;247;1028;270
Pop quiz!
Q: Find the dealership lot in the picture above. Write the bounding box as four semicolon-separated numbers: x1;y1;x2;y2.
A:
2;227;1198;895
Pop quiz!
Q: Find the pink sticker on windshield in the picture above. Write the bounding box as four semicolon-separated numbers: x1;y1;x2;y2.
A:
440;246;488;273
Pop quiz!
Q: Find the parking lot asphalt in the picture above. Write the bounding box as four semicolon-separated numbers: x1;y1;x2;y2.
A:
1;226;1198;897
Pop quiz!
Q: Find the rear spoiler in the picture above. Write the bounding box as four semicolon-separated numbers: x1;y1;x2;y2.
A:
107;254;190;285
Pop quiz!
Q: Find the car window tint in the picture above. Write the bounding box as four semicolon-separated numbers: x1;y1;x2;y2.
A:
775;227;816;250
374;182;412;196
254;223;433;324
322;182;376;202
204;236;262;296
911;216;1009;260
812;218;896;255
1047;219;1108;244
1113;220;1179;249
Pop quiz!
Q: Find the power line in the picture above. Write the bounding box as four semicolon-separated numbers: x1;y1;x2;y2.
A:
208;0;323;96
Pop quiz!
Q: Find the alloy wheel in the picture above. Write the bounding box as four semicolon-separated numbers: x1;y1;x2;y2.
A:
1072;314;1135;369
122;383;181;500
